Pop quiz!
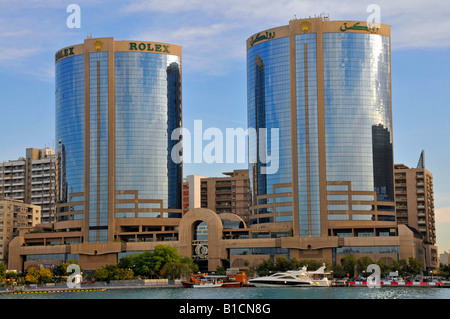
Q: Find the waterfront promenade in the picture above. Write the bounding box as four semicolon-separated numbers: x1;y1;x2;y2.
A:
0;279;182;294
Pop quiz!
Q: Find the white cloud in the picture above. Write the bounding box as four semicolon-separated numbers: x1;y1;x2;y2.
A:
125;0;450;50
134;23;246;76
125;0;450;76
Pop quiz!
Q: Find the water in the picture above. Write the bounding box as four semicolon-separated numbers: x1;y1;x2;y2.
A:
2;286;450;299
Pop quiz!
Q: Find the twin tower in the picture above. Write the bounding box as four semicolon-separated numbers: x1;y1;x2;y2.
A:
28;17;402;272
55;18;394;242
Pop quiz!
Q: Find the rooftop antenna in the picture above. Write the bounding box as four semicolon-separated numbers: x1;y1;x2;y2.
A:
417;150;425;169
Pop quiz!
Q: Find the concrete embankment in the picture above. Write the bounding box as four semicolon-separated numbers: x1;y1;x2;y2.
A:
0;279;182;294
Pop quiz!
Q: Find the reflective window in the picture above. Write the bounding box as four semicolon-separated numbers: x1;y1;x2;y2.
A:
352;204;374;211
115;52;181;210
352;194;374;201
247;37;292;223
327;214;349;220
352;214;375;221
327;194;348;201
88;52;109;239
327;185;348;191
327;204;349;211
336;246;399;254
296;33;321;237
55;55;85;203
323;33;393;203
377;215;395;221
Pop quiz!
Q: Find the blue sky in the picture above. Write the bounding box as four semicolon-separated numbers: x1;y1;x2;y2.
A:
1;0;449;253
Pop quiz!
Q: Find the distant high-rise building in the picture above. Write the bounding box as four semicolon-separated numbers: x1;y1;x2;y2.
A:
394;151;437;268
394;152;436;244
183;171;250;223
200;170;250;223
0;148;56;223
182;175;206;215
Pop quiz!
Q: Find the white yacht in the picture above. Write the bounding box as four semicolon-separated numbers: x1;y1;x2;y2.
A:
249;266;331;287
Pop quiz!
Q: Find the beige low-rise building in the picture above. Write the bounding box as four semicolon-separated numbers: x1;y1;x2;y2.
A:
0;198;41;266
8;207;432;273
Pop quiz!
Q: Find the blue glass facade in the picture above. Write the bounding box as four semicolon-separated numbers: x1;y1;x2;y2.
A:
247;37;293;225
323;33;393;201
88;52;109;242
247;26;393;237
55;55;85;204
295;33;321;237
115;52;182;212
55;41;182;243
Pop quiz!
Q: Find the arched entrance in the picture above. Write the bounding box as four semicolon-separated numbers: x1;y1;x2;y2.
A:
178;208;247;272
193;220;209;272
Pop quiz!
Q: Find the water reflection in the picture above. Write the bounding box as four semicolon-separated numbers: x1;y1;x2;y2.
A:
2;287;449;300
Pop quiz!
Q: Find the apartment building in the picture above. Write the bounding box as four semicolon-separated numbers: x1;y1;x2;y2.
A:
0;198;41;265
394;152;436;244
182;175;206;215
199;170;250;223
0;148;56;223
394;151;438;269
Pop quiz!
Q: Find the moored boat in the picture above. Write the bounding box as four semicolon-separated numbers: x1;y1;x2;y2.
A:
221;272;253;287
249;265;332;287
181;274;223;288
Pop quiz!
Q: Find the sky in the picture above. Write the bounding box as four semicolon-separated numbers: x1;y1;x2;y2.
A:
0;0;449;253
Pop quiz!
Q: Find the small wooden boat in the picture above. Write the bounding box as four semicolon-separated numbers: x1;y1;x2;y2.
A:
221;272;252;287
181;274;223;288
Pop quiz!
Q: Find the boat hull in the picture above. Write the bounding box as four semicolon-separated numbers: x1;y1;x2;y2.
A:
249;280;313;287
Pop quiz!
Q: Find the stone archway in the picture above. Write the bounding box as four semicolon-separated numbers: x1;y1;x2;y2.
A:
178;208;224;271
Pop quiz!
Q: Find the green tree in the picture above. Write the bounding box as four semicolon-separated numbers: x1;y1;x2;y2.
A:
438;263;450;279
5;271;18;280
356;256;375;277
255;258;274;277
117;245;195;279
39;268;53;283
162;257;198;280
52;260;82;281
406;257;424;277
274;257;290;272
92;265;134;281
331;264;346;279
215;266;226;275
92;267;110;282
25;267;39;284
392;259;409;277
0;262;6;279
341;255;357;278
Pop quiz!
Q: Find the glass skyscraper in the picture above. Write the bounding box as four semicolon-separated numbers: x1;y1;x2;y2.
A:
247;17;396;239
55;37;182;243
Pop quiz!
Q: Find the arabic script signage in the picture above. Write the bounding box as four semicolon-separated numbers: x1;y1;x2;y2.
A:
340;22;379;33
249;31;276;47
